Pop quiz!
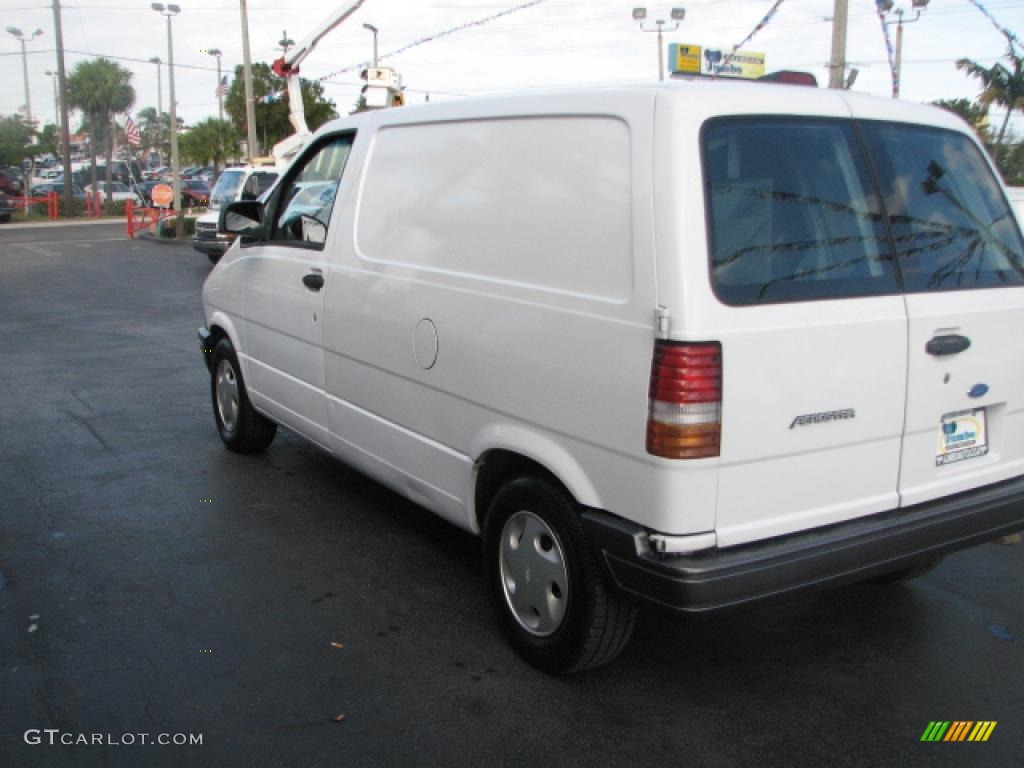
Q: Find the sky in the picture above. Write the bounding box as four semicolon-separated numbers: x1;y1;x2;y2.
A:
1;0;1022;135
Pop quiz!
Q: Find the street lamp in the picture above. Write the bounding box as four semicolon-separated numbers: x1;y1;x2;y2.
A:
152;3;182;237
149;56;164;116
207;48;224;122
632;8;685;81
278;31;295;57
876;0;929;98
6;26;44;128
45;70;60;132
363;23;379;68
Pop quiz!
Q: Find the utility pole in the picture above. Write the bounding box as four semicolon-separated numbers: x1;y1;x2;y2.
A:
150;57;163;115
828;0;849;89
240;0;259;160
51;0;73;214
45;70;59;131
153;3;182;236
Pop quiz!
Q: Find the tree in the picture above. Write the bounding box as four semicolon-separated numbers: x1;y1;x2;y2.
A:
33;123;61;160
931;98;989;132
224;63;337;154
137;106;170;163
957;42;1024;166
67;58;136;200
179;118;240;171
0;114;36;167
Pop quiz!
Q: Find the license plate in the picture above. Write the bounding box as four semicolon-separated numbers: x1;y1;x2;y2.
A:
936;408;988;466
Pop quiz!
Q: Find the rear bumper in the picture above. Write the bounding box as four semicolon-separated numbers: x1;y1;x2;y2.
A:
581;475;1024;615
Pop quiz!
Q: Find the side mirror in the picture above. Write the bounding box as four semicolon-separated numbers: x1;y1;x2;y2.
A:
220;200;264;237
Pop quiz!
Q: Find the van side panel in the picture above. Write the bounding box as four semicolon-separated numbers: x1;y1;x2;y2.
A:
320;94;715;535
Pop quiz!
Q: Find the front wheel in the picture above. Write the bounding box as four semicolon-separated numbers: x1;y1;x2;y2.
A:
482;477;636;674
210;337;276;453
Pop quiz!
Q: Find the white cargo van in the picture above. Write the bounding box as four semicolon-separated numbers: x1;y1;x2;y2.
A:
192;164;279;262
199;81;1024;673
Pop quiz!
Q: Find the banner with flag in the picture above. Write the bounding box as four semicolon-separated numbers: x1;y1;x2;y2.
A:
216;75;229;97
124;116;141;146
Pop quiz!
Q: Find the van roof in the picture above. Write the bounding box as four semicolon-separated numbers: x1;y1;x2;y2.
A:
314;79;968;139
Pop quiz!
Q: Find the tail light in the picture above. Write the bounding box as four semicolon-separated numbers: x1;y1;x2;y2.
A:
646;341;721;459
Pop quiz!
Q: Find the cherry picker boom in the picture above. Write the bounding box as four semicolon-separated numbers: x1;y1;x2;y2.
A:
269;0;365;163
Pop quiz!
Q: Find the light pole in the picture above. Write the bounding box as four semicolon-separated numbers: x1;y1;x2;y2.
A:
632;8;684;81
278;30;294;57
149;56;164;115
876;0;929;98
152;3;182;237
6;26;44;129
45;70;60;132
240;0;259;161
207;48;224;122
363;23;379;68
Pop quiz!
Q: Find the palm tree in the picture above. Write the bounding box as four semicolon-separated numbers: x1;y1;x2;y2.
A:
67;58;135;201
179;118;239;173
137;106;170;164
957;43;1024;166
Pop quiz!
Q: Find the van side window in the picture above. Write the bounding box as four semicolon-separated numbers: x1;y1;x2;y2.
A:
704;118;898;305
859;122;1024;292
271;135;353;247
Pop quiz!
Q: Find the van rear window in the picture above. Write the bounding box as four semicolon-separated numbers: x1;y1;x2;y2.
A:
704;118;1024;305
704;118;898;304
859;123;1024;292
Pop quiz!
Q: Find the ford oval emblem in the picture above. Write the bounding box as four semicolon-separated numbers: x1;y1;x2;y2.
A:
968;383;989;399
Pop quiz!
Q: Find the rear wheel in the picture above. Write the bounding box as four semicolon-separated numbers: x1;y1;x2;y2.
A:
482;476;636;674
210;337;276;453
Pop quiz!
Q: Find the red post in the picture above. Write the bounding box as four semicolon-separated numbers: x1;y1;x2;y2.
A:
125;199;133;239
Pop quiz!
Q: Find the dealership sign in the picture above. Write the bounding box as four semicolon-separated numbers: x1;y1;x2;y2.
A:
668;44;766;79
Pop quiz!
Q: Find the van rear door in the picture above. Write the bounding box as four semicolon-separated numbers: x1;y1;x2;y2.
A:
701;117;908;547
860;123;1024;506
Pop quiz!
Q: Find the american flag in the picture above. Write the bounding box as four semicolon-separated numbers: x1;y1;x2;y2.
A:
124;116;141;146
216;75;229;97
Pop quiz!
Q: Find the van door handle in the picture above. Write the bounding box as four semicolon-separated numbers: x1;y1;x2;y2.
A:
926;334;971;356
302;273;324;291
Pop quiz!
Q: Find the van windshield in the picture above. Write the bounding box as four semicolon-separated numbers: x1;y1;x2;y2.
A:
704;118;1024;304
210;170;245;206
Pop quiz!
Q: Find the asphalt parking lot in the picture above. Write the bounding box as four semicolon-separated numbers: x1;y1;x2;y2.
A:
0;220;1021;768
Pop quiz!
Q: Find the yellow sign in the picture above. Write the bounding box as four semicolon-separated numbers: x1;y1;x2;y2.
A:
701;48;766;79
670;44;702;75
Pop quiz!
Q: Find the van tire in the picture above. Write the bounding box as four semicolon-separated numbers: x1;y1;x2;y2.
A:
208;252;221;265
482;476;637;674
866;556;944;585
210;337;276;453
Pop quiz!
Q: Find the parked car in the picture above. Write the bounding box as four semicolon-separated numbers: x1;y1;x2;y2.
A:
83;182;143;205
192;165;279;262
0;190;15;222
199;80;1024;674
181;179;210;207
0;168;22;196
33;181;87;200
30;168;63;190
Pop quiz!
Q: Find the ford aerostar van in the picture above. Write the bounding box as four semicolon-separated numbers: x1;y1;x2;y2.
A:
199;80;1024;673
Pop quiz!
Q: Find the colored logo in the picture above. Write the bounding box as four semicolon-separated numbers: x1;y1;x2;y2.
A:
920;721;997;742
968;383;989;399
